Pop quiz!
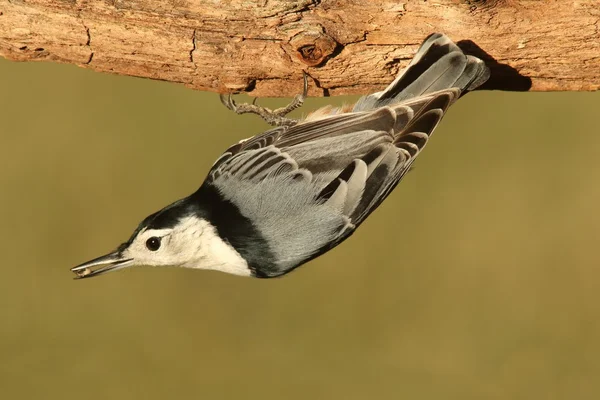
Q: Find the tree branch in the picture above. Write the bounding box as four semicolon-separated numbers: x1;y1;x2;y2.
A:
1;0;598;96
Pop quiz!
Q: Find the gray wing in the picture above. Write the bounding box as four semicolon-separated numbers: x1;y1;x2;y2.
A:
206;89;459;275
206;33;489;275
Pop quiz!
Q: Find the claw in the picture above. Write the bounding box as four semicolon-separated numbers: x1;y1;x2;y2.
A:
218;73;310;127
302;71;309;98
219;93;237;112
219;93;228;108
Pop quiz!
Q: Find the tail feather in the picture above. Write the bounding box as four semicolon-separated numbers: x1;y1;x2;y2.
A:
353;33;489;112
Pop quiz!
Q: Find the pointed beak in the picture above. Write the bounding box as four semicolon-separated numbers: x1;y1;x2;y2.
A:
71;250;134;279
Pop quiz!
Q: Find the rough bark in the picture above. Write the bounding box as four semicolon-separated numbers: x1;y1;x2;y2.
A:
1;0;599;97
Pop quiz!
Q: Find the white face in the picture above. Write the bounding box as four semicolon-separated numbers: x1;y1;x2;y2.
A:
72;213;253;279
123;216;207;268
122;216;251;276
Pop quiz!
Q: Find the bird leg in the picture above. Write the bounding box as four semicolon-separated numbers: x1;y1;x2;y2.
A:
219;73;309;127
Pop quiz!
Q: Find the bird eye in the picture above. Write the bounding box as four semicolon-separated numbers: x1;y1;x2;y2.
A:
145;236;161;251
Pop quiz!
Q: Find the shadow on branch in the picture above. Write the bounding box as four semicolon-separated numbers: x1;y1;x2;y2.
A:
458;39;533;91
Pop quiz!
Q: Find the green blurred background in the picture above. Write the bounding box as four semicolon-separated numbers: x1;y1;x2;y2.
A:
1;57;599;400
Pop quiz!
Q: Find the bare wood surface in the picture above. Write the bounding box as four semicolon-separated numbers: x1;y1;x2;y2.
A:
1;0;599;96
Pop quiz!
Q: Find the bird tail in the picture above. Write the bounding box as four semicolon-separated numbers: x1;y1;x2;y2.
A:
353;33;489;112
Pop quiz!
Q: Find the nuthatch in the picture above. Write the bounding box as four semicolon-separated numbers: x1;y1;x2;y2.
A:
71;33;489;279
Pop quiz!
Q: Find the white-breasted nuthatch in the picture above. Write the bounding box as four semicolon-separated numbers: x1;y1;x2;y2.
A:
71;33;490;279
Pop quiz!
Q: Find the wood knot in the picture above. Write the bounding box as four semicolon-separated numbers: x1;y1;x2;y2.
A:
465;0;512;11
289;31;339;67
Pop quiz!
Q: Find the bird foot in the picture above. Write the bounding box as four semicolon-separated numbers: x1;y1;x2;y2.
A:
220;73;309;127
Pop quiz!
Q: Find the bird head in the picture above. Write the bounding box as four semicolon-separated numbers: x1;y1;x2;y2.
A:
70;197;246;279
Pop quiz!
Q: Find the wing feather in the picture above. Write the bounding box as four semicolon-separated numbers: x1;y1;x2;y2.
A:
201;33;490;276
209;88;460;229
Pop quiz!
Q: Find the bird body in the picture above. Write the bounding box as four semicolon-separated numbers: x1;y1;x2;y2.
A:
71;33;490;279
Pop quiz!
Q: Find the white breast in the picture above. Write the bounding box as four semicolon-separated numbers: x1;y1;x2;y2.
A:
184;217;252;277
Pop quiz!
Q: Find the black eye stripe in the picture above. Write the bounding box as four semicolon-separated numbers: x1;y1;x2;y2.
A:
145;236;161;251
